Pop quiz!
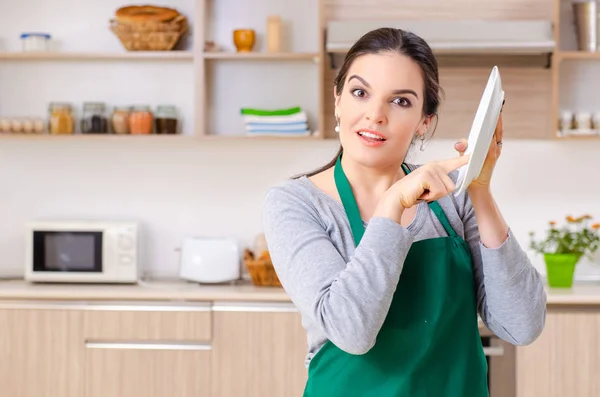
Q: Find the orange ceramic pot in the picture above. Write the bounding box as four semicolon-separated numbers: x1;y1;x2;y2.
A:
233;29;255;52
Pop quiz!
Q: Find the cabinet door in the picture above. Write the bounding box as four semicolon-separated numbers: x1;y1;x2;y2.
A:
0;306;84;397
83;303;212;397
85;346;211;397
516;309;600;397
211;302;308;397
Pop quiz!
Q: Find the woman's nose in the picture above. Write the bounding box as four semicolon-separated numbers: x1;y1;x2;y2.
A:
365;102;387;124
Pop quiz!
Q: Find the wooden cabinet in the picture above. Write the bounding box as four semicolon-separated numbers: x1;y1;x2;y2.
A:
0;305;84;397
211;302;308;397
82;302;212;397
516;308;600;397
0;299;312;397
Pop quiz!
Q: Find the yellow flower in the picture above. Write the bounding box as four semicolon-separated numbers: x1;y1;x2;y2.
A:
567;215;576;223
549;221;557;226
592;223;600;230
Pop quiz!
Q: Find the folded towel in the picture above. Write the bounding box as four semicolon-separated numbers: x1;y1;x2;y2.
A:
241;106;302;116
242;111;307;124
246;122;308;132
246;129;311;137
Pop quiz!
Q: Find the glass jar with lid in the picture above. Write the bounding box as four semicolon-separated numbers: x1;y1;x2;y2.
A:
81;102;108;134
155;105;178;134
129;105;153;135
48;103;74;135
111;106;131;134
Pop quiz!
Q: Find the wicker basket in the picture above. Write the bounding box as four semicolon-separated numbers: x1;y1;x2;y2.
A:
109;14;188;51
244;248;282;287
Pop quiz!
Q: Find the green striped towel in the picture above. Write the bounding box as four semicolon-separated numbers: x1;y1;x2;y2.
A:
240;106;302;116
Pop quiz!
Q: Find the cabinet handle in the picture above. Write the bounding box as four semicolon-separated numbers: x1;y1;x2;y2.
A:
482;346;504;357
85;340;212;351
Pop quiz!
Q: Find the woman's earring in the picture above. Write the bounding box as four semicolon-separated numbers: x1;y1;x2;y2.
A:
419;134;426;151
334;115;340;134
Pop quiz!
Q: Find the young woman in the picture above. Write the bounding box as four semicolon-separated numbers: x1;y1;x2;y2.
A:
262;27;546;396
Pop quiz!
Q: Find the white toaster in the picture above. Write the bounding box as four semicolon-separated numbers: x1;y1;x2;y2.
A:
178;237;240;283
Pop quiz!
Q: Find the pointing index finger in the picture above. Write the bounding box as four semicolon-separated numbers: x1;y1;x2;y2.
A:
438;154;470;173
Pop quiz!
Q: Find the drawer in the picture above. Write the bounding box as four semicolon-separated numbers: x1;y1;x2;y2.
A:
83;301;211;341
84;346;211;397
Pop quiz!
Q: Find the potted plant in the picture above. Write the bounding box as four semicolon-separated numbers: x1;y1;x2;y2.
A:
530;215;600;288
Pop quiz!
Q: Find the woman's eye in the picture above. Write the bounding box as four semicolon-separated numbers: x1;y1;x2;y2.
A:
351;88;366;98
393;97;411;107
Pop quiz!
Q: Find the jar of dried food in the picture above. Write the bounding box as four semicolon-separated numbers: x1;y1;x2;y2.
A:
111;106;131;134
81;102;108;134
129;105;153;135
155;105;178;134
48;103;74;134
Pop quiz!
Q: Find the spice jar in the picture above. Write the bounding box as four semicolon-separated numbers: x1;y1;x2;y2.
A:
155;105;178;134
111;106;131;134
81;102;108;134
48;103;74;134
129;105;153;135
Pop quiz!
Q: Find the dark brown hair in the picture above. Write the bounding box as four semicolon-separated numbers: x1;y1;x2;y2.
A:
297;27;443;179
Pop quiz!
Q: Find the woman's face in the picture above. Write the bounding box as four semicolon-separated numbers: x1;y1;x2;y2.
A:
334;51;432;170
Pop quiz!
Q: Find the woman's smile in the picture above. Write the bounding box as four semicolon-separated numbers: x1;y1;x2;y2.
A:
356;128;388;147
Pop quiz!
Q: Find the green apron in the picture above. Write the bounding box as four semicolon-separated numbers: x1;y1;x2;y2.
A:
302;155;489;397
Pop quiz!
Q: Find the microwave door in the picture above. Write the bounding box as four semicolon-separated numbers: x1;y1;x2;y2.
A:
33;231;103;272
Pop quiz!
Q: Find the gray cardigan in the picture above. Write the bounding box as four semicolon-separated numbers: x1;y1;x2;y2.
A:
262;166;547;367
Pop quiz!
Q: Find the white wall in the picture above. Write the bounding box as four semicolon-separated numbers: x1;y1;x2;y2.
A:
2;138;600;281
1;0;600;281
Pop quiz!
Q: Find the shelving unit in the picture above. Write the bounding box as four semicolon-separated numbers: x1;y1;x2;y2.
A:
195;0;325;140
552;0;600;140
3;0;600;141
0;0;197;140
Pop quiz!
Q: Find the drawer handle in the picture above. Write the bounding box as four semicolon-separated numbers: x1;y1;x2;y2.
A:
85;340;212;351
482;346;504;357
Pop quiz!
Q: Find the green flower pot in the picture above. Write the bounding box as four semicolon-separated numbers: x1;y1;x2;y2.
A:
544;253;581;288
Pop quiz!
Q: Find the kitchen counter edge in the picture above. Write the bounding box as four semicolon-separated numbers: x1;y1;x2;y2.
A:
1;280;600;306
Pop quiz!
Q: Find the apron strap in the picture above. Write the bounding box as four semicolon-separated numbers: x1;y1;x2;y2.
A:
401;163;459;238
335;154;365;246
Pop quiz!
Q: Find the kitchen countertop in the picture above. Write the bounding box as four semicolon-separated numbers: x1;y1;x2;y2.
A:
0;279;291;302
0;279;600;306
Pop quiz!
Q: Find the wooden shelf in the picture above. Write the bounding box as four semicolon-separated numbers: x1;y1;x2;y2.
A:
0;51;193;61
203;52;319;62
0;133;325;141
200;134;322;140
0;133;196;140
555;135;600;140
557;51;600;61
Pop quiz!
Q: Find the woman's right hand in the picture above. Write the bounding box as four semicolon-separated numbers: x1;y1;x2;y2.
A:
374;155;470;223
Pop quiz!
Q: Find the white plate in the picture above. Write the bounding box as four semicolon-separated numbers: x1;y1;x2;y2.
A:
453;66;505;196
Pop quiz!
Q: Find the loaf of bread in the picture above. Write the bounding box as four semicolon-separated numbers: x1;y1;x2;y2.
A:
115;5;180;24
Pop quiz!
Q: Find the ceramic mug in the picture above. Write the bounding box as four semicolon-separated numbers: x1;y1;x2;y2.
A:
233;29;255;52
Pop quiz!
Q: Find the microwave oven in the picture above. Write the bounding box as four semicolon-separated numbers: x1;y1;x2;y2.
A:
25;220;139;283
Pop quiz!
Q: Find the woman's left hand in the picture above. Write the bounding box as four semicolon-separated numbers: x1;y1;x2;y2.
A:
455;110;504;191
